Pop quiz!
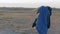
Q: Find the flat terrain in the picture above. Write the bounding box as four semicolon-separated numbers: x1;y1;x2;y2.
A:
0;8;60;34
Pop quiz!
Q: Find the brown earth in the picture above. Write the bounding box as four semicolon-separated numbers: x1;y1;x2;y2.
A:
0;8;60;34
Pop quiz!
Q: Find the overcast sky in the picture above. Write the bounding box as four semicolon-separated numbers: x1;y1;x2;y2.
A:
0;0;60;8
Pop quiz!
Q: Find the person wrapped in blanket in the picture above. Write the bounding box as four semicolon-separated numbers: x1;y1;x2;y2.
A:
32;6;52;34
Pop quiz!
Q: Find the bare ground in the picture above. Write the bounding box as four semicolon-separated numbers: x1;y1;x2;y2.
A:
0;8;60;34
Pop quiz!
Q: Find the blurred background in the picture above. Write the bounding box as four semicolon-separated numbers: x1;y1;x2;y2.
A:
0;0;60;34
0;7;60;34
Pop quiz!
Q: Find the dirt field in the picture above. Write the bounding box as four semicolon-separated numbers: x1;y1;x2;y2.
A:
0;8;60;34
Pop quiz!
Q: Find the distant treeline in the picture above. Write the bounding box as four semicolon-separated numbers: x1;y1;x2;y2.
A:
0;7;60;13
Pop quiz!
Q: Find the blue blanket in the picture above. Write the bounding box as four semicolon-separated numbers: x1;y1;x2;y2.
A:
36;6;51;34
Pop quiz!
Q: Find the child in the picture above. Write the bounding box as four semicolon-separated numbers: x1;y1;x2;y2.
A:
32;6;52;34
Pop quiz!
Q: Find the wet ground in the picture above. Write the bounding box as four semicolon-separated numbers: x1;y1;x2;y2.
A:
0;8;60;34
